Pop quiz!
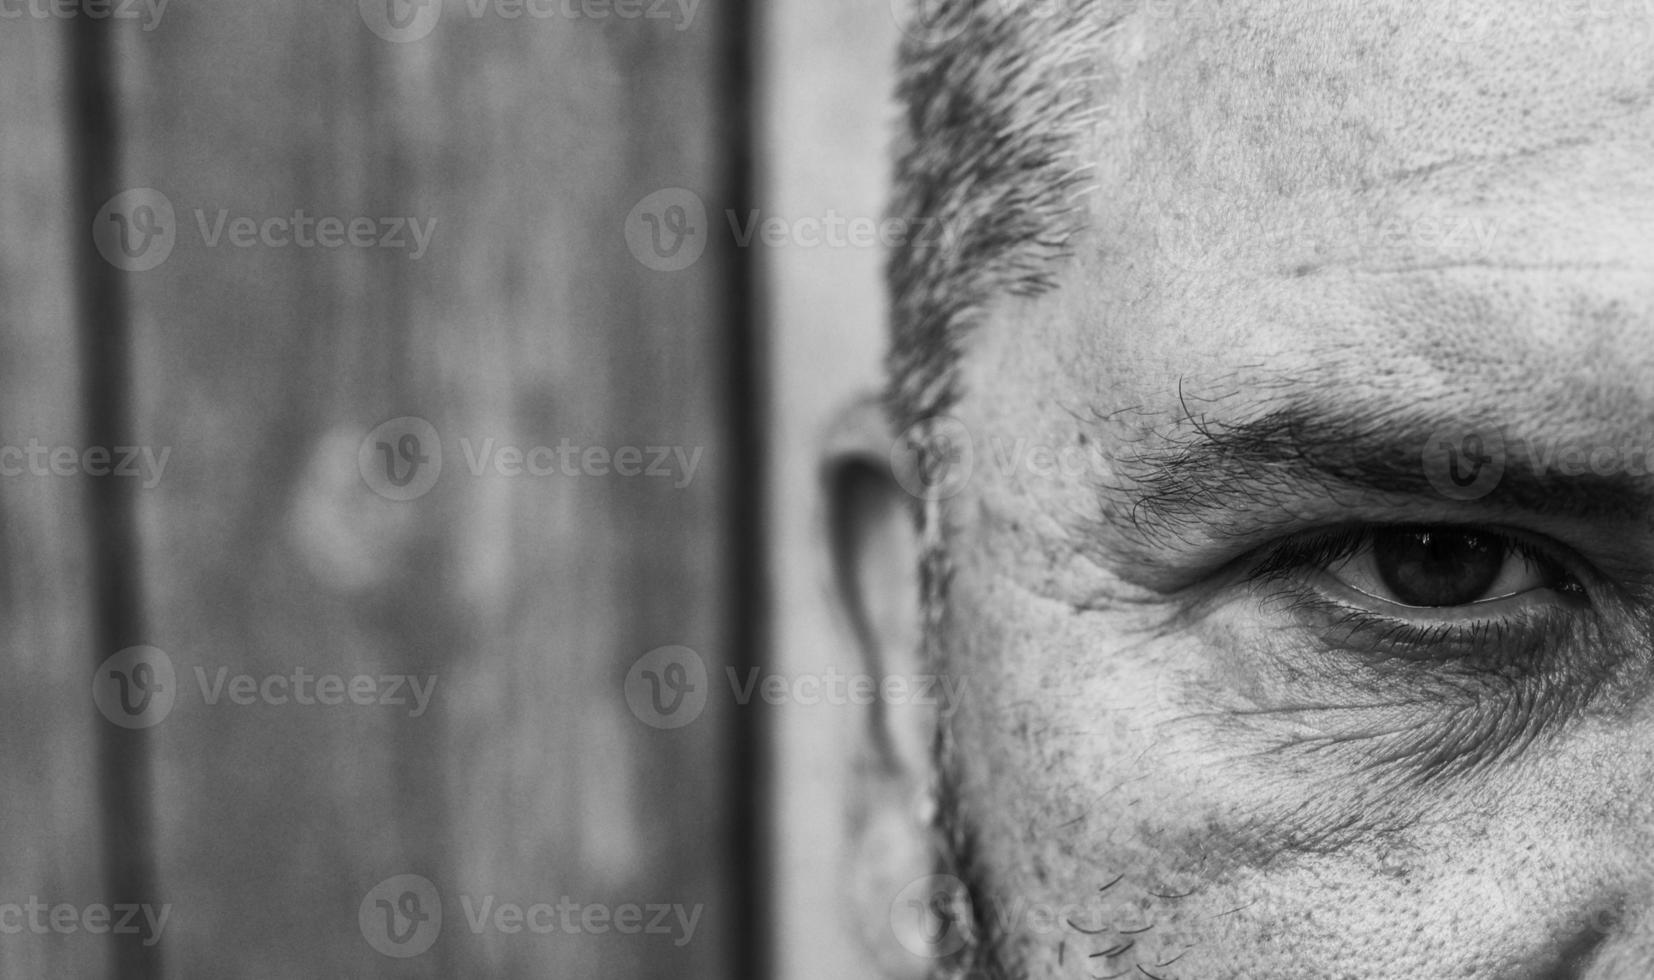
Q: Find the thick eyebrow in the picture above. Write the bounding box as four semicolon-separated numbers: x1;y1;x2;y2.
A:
1096;399;1653;553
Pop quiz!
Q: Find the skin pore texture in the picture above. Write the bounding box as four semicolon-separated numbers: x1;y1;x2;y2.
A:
916;2;1654;978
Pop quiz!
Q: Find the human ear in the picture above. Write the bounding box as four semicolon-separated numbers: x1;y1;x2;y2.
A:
821;394;945;977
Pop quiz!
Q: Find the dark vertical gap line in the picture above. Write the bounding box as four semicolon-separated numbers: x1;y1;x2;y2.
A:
720;0;768;975
68;19;163;980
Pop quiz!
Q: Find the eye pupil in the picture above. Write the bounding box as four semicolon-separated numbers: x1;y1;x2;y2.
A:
1372;528;1504;606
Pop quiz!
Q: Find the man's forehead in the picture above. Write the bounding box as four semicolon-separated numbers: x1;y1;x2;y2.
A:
1112;0;1654;180
1016;0;1654;439
1099;0;1654;268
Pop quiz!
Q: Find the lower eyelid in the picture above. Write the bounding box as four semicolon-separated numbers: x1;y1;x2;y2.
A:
1252;577;1579;671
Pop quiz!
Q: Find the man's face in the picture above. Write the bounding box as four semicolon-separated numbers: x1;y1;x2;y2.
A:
935;2;1654;976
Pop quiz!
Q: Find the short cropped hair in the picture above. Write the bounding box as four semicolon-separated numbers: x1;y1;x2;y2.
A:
885;0;1114;430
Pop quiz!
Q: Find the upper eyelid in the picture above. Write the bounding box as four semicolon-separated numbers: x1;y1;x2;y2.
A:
1249;526;1368;578
1259;523;1587;577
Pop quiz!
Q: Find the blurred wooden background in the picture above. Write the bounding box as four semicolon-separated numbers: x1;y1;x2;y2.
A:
1;0;770;975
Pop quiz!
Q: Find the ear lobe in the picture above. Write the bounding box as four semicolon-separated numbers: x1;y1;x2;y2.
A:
822;396;941;976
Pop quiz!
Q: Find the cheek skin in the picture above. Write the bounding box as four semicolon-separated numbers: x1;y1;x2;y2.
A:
938;523;1648;979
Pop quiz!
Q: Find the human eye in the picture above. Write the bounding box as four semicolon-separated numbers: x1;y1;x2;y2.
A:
1243;524;1593;669
1161;521;1638;784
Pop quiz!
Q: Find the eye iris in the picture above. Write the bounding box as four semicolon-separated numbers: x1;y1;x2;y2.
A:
1372;529;1503;606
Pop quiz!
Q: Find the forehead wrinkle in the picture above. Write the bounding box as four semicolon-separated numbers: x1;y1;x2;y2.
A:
1328;264;1654;408
1377;133;1601;187
1322;259;1637;277
1095;3;1654;257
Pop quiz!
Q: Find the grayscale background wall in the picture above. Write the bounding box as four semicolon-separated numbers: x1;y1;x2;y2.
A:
0;0;897;975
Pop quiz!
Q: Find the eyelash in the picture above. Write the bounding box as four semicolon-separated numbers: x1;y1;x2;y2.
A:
1244;525;1590;670
1251;525;1581;593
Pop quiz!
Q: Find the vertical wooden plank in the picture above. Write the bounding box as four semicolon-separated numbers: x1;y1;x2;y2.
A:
0;18;109;980
74;11;165;978
761;0;899;976
107;0;743;974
